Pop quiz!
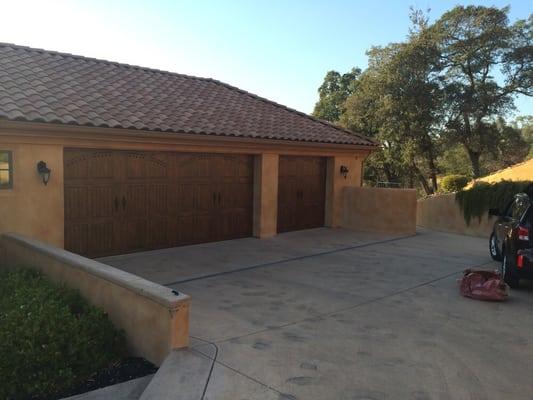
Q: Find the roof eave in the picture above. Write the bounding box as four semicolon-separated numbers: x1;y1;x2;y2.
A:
0;119;379;153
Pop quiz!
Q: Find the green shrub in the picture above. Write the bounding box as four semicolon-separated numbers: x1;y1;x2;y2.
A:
439;174;470;193
0;268;127;400
455;180;533;225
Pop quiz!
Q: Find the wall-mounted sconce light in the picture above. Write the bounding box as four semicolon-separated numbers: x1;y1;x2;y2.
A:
37;161;51;185
340;165;349;179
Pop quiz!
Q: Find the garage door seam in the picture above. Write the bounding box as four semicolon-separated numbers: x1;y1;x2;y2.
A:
211;261;494;345
163;233;419;286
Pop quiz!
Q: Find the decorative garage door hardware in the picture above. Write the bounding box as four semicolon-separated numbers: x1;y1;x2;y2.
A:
277;156;326;233
64;149;253;257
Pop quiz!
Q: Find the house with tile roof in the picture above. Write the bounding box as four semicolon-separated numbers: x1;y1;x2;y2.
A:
0;43;377;257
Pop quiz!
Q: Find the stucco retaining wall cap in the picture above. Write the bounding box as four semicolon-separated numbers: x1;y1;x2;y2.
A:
1;233;189;308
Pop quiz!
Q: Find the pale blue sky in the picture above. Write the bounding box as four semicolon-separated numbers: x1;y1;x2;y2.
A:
1;0;531;116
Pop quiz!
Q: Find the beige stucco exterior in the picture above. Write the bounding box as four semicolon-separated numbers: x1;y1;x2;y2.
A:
0;120;373;247
253;153;279;238
0;141;64;247
417;193;494;238
341;187;417;235
325;155;364;227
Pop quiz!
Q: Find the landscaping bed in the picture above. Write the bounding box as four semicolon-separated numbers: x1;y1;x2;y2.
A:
0;268;157;400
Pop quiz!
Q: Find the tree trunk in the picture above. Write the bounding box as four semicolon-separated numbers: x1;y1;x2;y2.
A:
427;153;438;193
413;163;432;195
383;165;395;184
467;148;482;178
408;171;414;189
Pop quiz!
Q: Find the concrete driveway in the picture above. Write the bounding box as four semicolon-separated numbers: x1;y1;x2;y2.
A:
102;228;533;400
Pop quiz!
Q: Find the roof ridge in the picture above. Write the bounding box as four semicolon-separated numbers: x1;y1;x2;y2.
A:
0;42;375;145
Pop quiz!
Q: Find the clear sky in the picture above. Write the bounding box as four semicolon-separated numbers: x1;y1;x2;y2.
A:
1;0;531;117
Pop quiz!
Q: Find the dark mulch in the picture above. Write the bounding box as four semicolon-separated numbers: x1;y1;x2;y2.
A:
58;357;158;399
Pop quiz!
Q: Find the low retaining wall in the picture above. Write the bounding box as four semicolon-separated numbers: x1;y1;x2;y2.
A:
0;233;190;366
341;187;417;235
417;193;495;238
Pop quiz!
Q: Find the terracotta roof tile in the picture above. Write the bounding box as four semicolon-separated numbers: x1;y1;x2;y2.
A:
0;43;376;147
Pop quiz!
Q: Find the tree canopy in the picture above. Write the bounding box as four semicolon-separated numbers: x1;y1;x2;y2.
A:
313;5;532;194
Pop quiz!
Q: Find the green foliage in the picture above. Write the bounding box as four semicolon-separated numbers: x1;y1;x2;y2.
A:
440;175;470;193
429;6;532;178
455;180;533;224
312;68;361;123
342;21;443;194
514;115;533;159
436;144;472;177
315;5;531;193
0;268;127;400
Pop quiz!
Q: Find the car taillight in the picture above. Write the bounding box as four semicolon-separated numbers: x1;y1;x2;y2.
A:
518;226;530;241
517;254;524;268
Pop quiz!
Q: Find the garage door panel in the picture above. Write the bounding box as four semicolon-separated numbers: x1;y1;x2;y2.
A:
65;224;88;256
64;150;115;181
196;183;217;212
175;154;199;179
232;182;254;209
178;217;196;244
65;186;89;220
277;156;326;233
121;219;147;252
237;157;253;178
125;152;168;180
149;184;168;213
88;222;116;255
302;158;323;176
211;155;237;179
89;186;116;218
65;149;253;257
147;217;168;248
193;215;214;242
168;183;196;215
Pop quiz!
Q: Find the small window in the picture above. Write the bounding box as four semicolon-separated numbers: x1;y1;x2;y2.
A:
0;151;13;189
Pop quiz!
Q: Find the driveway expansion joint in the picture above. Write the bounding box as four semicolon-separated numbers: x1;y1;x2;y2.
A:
163;233;419;287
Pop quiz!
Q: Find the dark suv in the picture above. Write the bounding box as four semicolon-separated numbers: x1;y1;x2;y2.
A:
489;193;533;288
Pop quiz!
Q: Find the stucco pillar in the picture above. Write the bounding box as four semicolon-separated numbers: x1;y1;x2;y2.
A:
325;154;364;228
253;153;279;238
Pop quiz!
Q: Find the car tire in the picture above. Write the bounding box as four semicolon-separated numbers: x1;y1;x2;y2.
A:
489;232;502;261
501;252;519;289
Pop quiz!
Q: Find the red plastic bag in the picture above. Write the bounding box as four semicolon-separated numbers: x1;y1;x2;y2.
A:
459;269;509;301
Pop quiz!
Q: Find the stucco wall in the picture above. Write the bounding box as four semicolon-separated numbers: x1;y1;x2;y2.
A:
341;187;417;235
417;193;495;238
253;153;279;238
0;233;190;366
0;142;64;247
325;155;364;228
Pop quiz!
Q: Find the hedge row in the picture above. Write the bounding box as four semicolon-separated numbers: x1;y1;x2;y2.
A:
455;180;533;225
0;268;127;400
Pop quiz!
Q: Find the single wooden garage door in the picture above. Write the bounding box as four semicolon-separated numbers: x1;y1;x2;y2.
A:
64;149;253;257
277;156;326;233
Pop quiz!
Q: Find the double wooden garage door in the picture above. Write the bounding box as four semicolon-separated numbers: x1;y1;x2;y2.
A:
64;150;327;257
64;149;254;257
277;156;326;233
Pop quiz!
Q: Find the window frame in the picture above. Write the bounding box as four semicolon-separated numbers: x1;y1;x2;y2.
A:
0;150;13;189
